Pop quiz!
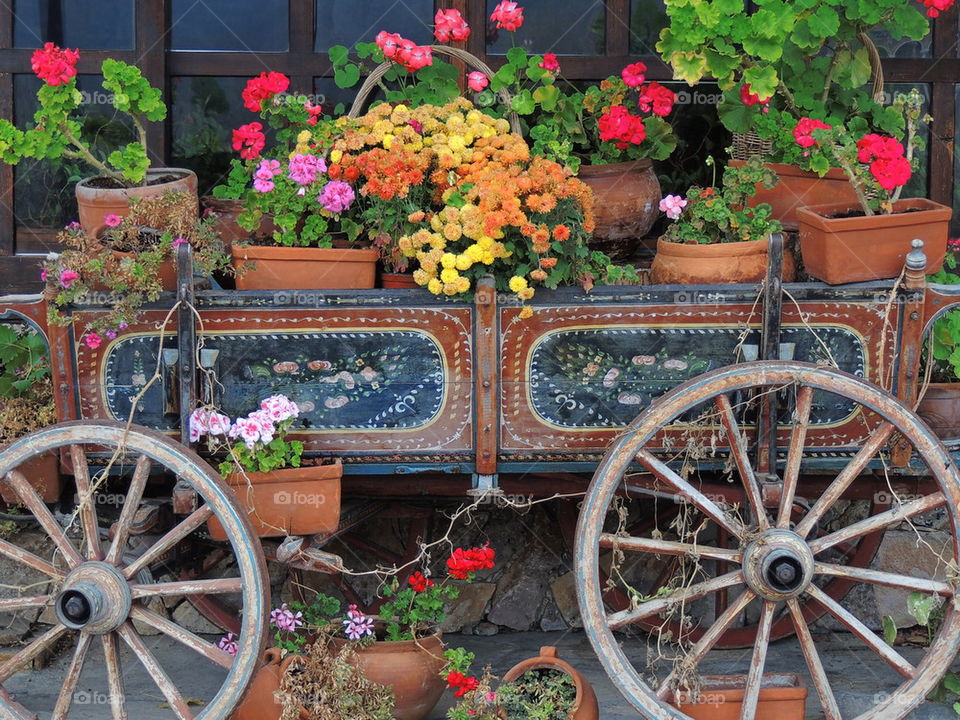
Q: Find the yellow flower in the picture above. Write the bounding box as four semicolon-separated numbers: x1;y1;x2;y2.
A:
455;276;471;293
297;130;312;143
481;252;495;265
443;283;459;296
448;135;466;152
519;306;533;319
477;236;493;250
430;215;444;231
518;287;535;300
382;134;394;149
330;149;343;163
427;278;443;295
455;254;473;271
509;276;528;293
443;224;463;242
440;253;457;270
440;268;460;284
412;269;431;286
465;245;484;262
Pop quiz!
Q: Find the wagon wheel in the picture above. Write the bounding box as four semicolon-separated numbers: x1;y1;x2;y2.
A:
0;420;269;719
576;361;960;720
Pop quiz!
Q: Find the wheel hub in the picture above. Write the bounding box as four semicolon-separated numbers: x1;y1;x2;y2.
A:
54;561;131;634
742;529;814;600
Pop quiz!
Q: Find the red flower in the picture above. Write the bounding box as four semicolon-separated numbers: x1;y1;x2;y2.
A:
598;105;647;149
408;571;434;592
793;117;832;148
434;9;471;43
242;71;290;113
739;83;770;107
446;544;496;579
232;122;266;160
399;44;433;73
31;43;79;86
870;155;912;190
490;1;524;31
446;672;480;697
637;82;675;117
539;53;560;72
621;62;647;88
304;102;323;126
376;31;404;60
918;0;953;17
857;133;905;163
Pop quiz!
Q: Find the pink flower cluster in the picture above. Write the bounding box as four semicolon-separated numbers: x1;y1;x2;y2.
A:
254;159;281;193
490;1;524;31
621;62;646;88
434;9;470;43
858;133;912;191
659;194;688;220
270;603;304;632
232;122;266;160
259;394;300;423
343;604;375;641
467;72;489;92
539;53;559;72
376;32;433;73
188;408;232;443
638;82;675;117
318;180;356;212
793;117;832;149
31;43;79;86
288;153;327;186
218;633;238;657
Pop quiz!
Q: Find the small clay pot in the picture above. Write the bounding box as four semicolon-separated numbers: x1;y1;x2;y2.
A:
650;236;796;285
500;646;598;720
579;159;661;261
231;245;379;290
670;673;807;720
918;383;960;439
231;648;305;720
201;196;276;245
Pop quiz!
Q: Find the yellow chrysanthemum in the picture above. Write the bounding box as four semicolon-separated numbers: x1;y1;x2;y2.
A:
330;149;343;163
440;268;459;284
427;278;443;295
455;276;471;293
382;134;394;149
412;269;431;286
440;253;457;270
297;130;311;143
518;287;535;301
509;276;528;293
519;306;533;319
455;254;473;271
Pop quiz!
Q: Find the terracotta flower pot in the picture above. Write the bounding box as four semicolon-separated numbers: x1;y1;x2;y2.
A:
918;382;960;439
670;673;807;720
207;463;342;541
650;236;796;285
578;159;661;260
201;196;276;245
0;450;62;504
75;168;198;237
231;648;303;720
796;197;951;285
729;160;859;230
231;245;379;290
500;646;598;720
331;630;447;720
380;272;420;289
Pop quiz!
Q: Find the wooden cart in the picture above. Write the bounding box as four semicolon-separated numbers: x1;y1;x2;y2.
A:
1;237;959;719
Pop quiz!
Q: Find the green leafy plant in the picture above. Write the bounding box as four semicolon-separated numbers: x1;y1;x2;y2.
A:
497;668;577;720
928;241;960;381
900;589;959;713
0;45;165;186
0;324;54;445
660;155;782;244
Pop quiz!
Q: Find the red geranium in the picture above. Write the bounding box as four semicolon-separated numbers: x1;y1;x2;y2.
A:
490;1;524;31
539;53;560;72
408;571;434;592
304;102;323;126
31;43;79;86
446;671;480;698
434;9;471;43
232;122;266;160
375;31;403;60
857;133;905;163
917;0;954;17
870;155;912;190
598;105;647;149
739;83;770;107
793;117;832;148
446;544;496;580
638;82;675;117
621;62;647;88
242;71;290;113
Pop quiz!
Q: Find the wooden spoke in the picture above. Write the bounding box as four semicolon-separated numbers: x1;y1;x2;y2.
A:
715;394;768;530
70;445;102;561
778;385;813;529
806;584;915;679
0;686;36;720
715;530;730;618
0;595;49;613
796;422;895;538
637;450;745;539
130;578;243;600
0;537;63;578
102;632;127;720
740;601;775;720
788;598;841;720
130;606;234;669
118;622;193;720
810;492;946;555
51;632;92;720
3;470;83;569
122;505;214;579
815;562;954;596
599;533;741;563
105;454;151;566
657;589;756;700
608;570;744;630
0;623;69;683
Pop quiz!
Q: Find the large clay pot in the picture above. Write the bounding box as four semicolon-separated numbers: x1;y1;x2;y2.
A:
918;383;960;439
0;450;62;504
670;673;807;720
796;197;951;284
729;160;859;230
500;646;598;720
231;245;379;290
578;159;661;260
231;649;302;720
331;630;446;720
208;463;342;541
75;168;198;237
650;236;796;285
202;196;275;245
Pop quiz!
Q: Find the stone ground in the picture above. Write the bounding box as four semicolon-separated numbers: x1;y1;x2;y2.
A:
6;628;960;719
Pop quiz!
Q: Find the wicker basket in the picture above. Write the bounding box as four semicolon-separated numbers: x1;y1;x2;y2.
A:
348;45;521;134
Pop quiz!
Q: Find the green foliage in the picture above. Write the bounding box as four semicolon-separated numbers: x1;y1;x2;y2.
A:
211;159;253;201
378;578;459;642
217;418;303;475
928;250;960;382
0;326;50;399
498;669;577;720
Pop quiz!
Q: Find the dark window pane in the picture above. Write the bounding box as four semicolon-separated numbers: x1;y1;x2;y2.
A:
315;0;433;52
486;0;604;55
14;0;134;49
628;0;668;56
171;0;288;51
953;85;960;235
869;24;932;58
13;74;134;250
315;77;361;117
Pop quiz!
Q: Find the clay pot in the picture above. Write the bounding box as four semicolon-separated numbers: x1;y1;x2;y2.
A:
208;463;342;541
0;450;62;504
918;383;960;439
500;646;598;720
380;272;420;289
230;649;299;720
231;245;379;290
331;630;447;720
75;168;198;238
578;159;661;260
201;196;275;245
670;673;807;720
728;161;859;230
796;197;951;285
650;236;796;285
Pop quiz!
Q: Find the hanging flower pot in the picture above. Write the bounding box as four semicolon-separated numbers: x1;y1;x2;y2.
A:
651;236;796;285
669;673;807;720
578;159;661;260
499;646;599;720
796;197;951;284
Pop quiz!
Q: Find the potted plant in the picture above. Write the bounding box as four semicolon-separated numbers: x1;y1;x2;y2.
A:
792;89;951;284
669;673;807;720
0;44;197;235
919;239;960;439
39;192;232;350
656;0;951;226
651;156;793;284
191;394;342;540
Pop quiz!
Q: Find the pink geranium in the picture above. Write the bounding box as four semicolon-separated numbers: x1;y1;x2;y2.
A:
434;9;470;43
467;71;489;92
621;62;646;88
103;213;122;228
253;158;281;193
490;1;524;31
288;153;326;186
318;180;355;213
659;194;688;220
259;394;299;422
58;269;80;288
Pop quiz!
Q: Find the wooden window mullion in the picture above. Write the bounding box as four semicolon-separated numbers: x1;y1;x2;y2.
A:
0;4;13;257
606;0;629;58
137;0;168;165
929;6;957;208
290;0;316;94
